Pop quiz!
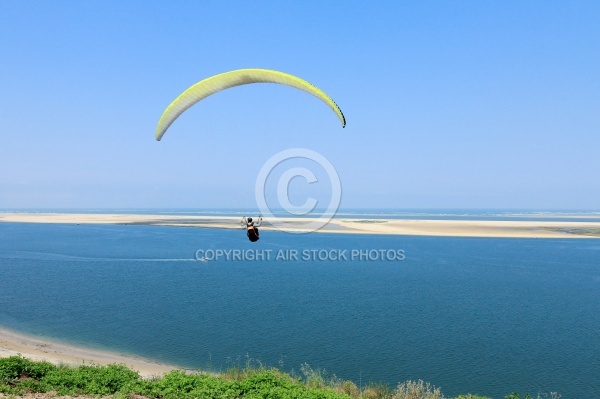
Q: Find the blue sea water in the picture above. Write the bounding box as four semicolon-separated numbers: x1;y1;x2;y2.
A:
0;220;599;398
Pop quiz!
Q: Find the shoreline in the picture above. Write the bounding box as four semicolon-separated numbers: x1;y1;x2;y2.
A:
0;327;182;378
0;212;599;238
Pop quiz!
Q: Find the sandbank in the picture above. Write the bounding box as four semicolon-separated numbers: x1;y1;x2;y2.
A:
0;212;599;238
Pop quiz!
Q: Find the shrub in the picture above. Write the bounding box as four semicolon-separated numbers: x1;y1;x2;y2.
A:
41;363;140;395
336;380;360;398
393;380;445;399
0;355;56;384
363;382;394;399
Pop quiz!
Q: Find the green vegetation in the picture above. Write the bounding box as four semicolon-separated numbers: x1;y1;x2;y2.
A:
547;227;600;237
0;356;558;399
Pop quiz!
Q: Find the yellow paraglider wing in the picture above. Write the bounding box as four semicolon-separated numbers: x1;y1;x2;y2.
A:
155;68;345;141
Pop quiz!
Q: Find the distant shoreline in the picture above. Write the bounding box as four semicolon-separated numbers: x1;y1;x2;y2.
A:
0;326;182;378
1;212;599;238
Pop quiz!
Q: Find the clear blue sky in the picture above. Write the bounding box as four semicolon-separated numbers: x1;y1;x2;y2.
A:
1;1;598;209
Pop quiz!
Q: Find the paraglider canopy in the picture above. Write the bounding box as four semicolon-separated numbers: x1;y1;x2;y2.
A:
155;68;345;141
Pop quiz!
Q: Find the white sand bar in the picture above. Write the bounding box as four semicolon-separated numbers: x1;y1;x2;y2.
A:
1;213;599;238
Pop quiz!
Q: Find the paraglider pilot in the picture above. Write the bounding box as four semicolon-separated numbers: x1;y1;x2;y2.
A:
242;216;262;242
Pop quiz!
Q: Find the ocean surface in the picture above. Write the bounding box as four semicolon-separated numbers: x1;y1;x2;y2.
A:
0;216;599;398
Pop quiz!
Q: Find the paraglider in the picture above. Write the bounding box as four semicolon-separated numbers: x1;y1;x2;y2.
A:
155;68;345;241
155;68;345;141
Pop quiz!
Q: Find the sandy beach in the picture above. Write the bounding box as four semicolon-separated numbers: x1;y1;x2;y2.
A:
0;327;183;378
1;212;599;238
